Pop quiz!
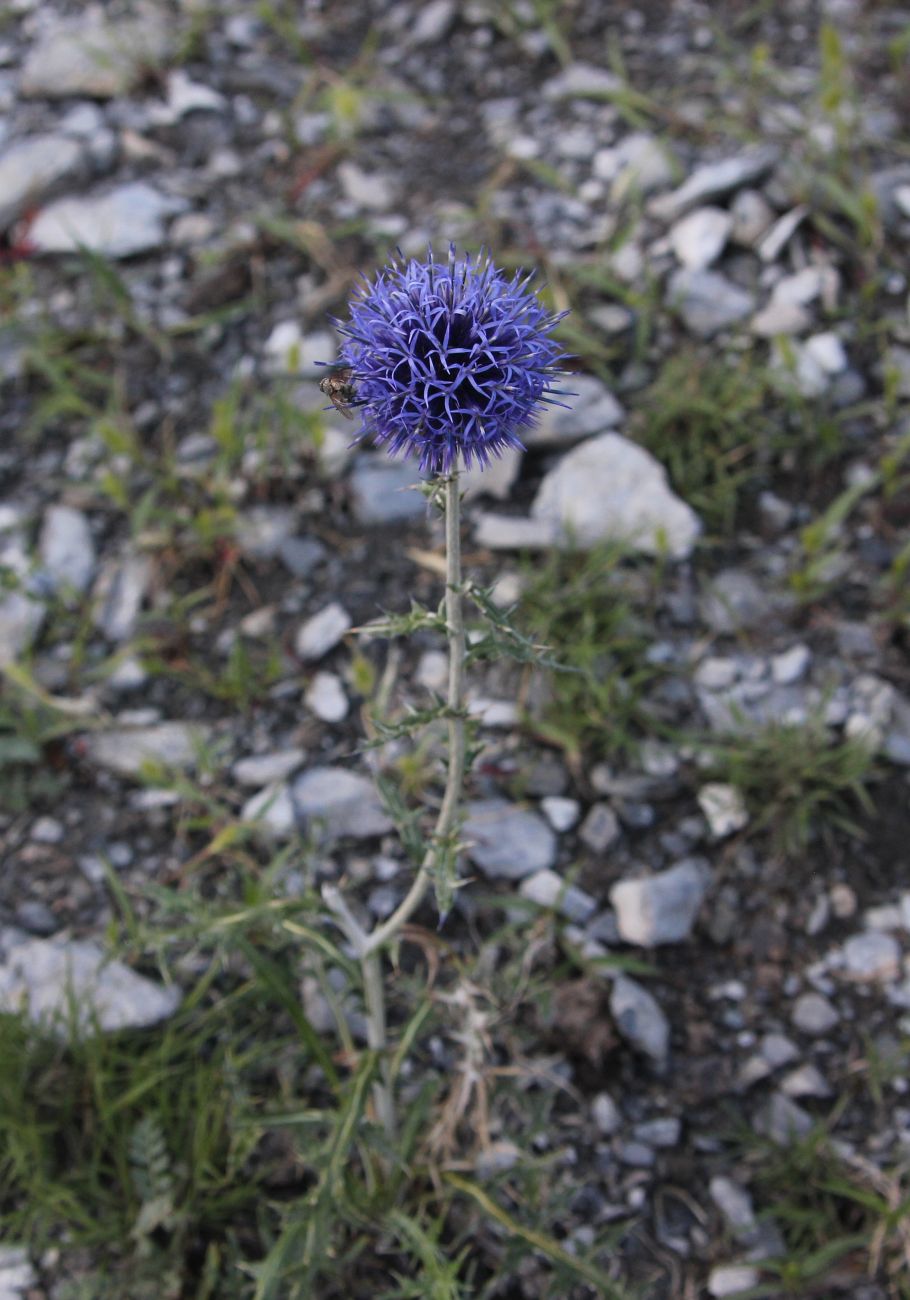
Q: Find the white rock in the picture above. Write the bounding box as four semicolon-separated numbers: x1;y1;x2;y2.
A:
650;146;778;220
0;937;180;1036
165;69;227;117
0;591;45;669
609;975;669;1067
463;798;557;879
39;505;95;594
416;650;448;692
667;268;754;338
751;299;811;337
543;62;622;100
241;781;296;837
85;722;208;777
540;796;580;832
709;1177;757;1238
460;446;522;500
236;505;297;558
895;185;910;219
609;132;675;202
708;1264;760;1297
781;1063;833;1098
771;644;811;685
233;748;306;787
295;602;351;661
349;455;427;525
409;0;454;44
530;432;701;559
525;373;624;446
804;332;847;375
757;204;808;261
467;696;519;728
306;670;349;722
292;767;393;840
20;7;172;98
0;1245;36;1297
264;323;334;377
592;1091;621;1135
772;265;838;308
337;162;396;211
791;991;839;1035
611;858;712;946
30;183;186;258
579;802;620;853
670;206;732;269
0;134;86;230
474;513;556;551
519;869;597;923
695;656;739;691
92;551;151;641
729;188;774;246
840;932;901;983
697;783;749;838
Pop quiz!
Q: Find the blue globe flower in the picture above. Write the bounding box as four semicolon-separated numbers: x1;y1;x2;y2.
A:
332;245;568;475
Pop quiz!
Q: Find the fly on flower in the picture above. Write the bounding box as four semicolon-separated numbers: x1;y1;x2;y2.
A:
318;366;358;420
325;244;570;476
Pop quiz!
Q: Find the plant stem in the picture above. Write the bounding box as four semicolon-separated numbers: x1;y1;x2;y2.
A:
323;473;466;1139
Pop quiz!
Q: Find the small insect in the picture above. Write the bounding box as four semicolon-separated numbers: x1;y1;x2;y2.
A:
318;366;357;420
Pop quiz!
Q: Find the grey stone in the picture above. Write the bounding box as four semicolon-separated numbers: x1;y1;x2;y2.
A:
609;975;670;1068
608;132;675;202
20;6;172;98
729;188;775;246
236;506;297;559
697;783;749;838
0;134;87;231
751;298;811;337
781;1063;833;1099
669;206;732;269
463;798;557;879
295;602;351;661
349;455;427;525
651;146;778;220
611;858;712;946
579;802;621;853
409;0;455;44
708;1264;760;1298
868;164;910;231
39;505;96;594
292;767;393;840
31;816;63;844
709;1176;757;1240
755;1091;814;1144
31;182;186;259
305;670;349;722
771;644;811;685
543;62;622;100
0;591;45;669
0;1246;36;1297
233;748;306;787
540;796;580;832
634;1117;681;1147
0;937;180;1036
241;782;296;838
529;432;701;559
525;374;623;447
519;869;597;923
279;535;326;578
92;551;151;641
841;932;901;983
263;323;335;377
460;446;522;501
592;1091;621;1135
85;722;208;777
337;162;396;211
473;513;557;551
701;568;776;633
618;1140;655;1167
757;204;808;261
792;991;839;1035
760;1032;800;1069
667;268;754;338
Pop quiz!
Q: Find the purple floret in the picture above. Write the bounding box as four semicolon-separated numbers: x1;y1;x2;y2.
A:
333;244;569;475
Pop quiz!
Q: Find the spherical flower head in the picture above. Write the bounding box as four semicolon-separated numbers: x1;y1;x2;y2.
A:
333;245;568;475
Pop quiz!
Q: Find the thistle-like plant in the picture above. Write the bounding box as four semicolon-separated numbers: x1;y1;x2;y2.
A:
320;245;567;1136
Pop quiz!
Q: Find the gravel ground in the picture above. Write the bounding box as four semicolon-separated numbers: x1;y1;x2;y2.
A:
1;2;910;1297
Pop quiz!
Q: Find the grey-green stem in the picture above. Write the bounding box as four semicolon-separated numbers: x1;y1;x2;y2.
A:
323;473;466;1138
